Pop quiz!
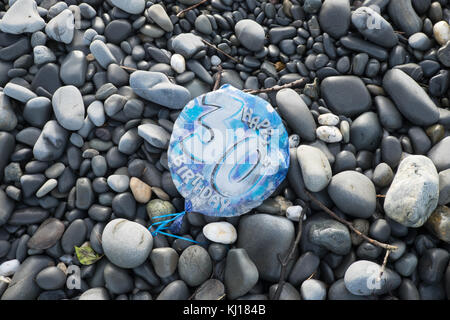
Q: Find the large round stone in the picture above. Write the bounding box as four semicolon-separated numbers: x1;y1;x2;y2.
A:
102;219;153;268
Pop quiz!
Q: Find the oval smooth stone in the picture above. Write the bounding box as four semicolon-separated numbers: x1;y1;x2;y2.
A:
320;76;372;117
388;0;423;36
276;88;316;141
383;69;439;126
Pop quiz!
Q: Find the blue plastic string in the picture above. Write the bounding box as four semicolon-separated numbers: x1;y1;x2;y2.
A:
148;211;200;244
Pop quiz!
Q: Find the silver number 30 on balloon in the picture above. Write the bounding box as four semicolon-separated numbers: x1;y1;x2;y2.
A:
180;92;270;198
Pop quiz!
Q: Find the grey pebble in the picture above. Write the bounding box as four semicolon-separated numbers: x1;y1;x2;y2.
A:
328;170;376;218
237;214;294;282
150;247;179;278
36;266;66;290
224;248;259;300
178;245;212;287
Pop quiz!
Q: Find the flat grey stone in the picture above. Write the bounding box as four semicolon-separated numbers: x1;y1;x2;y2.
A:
137;123;170;149
79;287;110;300
438;169;450;205
0;188;15;226
61;219;87;254
36;266;66;290
297;145;332;192
107;175;129;193
147;4;173;32
224;248;259;300
319;0;351;39
33;120;69;161
384;155;439;227
234;19;265;52
0;0;45;34
129;71;190;109
90;40;117;69
3;82;37;103
328;170;377;218
87;100;105;126
193;279;225;300
33;46;56;65
52;85;85;131
350;111;382;151
60;50;87;87
172;33;205;58
351;6;398;48
178;245;212;287
388;0;422;36
276;88;316;141
104;263;134;295
307;214;352;255
383;69;439;126
27;218;65;250
237;214;294;282
150;247;179;278
0;92;17;131
320;76;371;117
428;137;450;172
156;280;190;300
111;0;145;14
45;9;75;44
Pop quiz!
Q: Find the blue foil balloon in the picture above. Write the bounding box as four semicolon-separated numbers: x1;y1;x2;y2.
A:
167;84;290;217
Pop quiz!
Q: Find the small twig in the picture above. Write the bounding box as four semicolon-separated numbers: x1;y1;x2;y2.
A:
177;0;209;17
378;249;391;282
376;194;386;198
213;65;223;90
120;65;138;72
244;78;307;95
306;271;316;281
305;191;397;251
201;39;240;63
273;205;307;300
217;293;226;300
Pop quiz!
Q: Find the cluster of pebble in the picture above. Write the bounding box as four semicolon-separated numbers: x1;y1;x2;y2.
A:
0;0;449;300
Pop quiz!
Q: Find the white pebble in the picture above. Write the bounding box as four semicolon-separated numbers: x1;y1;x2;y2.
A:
0;259;20;277
202;222;237;244
316;126;343;143
211;55;221;66
433;21;450;46
170;53;186;74
286;205;304;221
318;113;339;126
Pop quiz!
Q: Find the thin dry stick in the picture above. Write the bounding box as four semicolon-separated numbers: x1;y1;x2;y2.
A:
120;65;138;72
177;0;209;17
376;194;386;198
201;39;240;63
244;78;307;95
306;271;316;281
378;249;391;281
305;191;397;251
273;205;307;300
213;65;223;90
